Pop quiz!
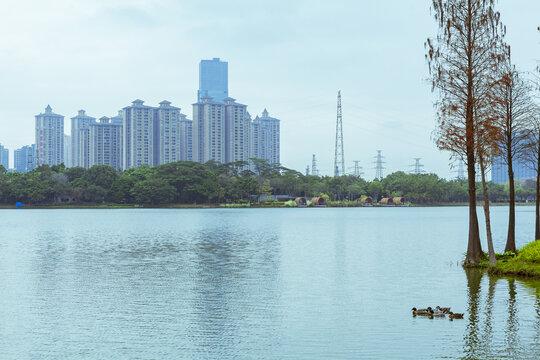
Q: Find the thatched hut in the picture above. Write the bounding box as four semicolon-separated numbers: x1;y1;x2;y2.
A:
295;197;307;206
359;196;373;205
311;196;327;206
393;197;406;205
379;197;394;205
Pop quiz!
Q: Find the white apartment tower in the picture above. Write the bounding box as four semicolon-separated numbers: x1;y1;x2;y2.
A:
192;97;226;163
90;116;123;170
179;114;192;161
155;100;181;165
35;105;64;167
71;109;96;168
224;97;250;163
123;99;155;169
251;109;280;165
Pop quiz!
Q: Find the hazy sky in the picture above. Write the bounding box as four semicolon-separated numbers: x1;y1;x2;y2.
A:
0;0;538;178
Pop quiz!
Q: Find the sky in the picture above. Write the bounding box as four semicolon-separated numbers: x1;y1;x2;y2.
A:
0;0;538;178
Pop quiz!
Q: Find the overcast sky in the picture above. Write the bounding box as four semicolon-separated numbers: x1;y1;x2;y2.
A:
0;0;538;178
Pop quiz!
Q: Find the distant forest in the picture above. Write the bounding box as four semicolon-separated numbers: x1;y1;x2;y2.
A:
0;160;535;206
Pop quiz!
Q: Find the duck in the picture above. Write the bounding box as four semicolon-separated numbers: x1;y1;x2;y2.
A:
412;307;430;315
448;312;464;319
436;306;451;314
428;309;446;317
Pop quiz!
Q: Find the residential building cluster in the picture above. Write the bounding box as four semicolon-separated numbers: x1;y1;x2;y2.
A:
1;58;280;173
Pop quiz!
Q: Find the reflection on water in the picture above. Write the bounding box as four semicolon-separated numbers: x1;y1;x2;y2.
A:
0;208;539;359
463;269;539;360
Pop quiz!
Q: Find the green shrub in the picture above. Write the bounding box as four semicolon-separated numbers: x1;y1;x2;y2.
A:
517;241;540;263
284;200;297;207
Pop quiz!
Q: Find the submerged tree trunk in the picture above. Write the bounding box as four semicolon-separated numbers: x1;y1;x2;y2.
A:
505;155;516;253
480;157;497;266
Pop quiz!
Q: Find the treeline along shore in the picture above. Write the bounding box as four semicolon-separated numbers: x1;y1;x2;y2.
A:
0;160;535;207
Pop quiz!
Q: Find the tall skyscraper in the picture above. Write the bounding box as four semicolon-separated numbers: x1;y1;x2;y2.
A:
90;116;123;170
155;100;182;165
0;143;9;169
251;109;280;165
35;105;64;167
123;99;156;169
14;145;35;173
71;109;96;168
198;58;228;103
224;97;250;163
179;113;193;161
64;134;71;168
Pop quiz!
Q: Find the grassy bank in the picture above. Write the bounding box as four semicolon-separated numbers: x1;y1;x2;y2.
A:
471;241;540;278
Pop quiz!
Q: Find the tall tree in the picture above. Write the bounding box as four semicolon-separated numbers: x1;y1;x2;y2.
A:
491;54;535;253
426;0;506;264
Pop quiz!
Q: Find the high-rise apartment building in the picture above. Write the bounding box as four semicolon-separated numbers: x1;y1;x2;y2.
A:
14;145;35;173
0;143;8;169
90;116;123;170
179;114;192;161
198;58;228;103
71;109;96;168
224;97;250;163
123;99;156;169
155;100;181;165
193;96;226;163
251;109;280;165
35;105;64;167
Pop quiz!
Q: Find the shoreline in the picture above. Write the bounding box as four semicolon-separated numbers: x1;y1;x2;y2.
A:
0;202;535;209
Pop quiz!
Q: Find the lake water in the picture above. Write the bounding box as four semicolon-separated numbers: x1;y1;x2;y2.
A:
0;207;538;359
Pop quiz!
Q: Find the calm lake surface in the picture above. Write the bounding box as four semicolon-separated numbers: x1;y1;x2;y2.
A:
0;207;539;359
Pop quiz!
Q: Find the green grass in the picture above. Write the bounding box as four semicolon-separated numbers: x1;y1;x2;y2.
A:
470;241;540;278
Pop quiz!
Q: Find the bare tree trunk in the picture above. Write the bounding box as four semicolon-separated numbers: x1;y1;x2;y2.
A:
536;139;540;241
480;157;497;266
536;168;540;241
465;152;482;264
505;157;516;253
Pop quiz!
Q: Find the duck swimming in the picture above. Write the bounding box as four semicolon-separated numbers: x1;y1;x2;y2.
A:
412;307;430;315
448;312;464;319
436;306;451;314
429;309;445;317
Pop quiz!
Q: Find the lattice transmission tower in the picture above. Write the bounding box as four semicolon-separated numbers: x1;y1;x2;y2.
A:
353;160;364;177
311;154;319;176
334;90;344;177
409;158;425;174
373;150;385;180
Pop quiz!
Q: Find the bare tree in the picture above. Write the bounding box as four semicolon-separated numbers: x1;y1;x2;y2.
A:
426;0;505;264
491;53;536;253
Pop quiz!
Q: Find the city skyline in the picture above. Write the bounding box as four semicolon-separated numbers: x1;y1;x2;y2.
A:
0;0;538;178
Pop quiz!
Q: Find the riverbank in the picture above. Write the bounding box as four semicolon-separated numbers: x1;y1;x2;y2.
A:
0;202;535;209
470;241;540;278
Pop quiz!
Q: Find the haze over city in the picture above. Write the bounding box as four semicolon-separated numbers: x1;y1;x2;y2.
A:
0;0;538;178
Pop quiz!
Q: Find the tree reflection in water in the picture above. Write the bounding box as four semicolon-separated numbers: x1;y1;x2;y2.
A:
462;269;538;360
